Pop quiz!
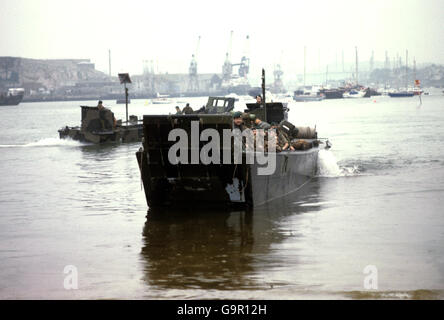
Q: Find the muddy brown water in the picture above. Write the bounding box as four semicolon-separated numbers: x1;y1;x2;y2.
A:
1;96;443;299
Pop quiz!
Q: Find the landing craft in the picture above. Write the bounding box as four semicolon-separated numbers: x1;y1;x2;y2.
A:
136;70;331;208
58;106;143;144
58;97;236;144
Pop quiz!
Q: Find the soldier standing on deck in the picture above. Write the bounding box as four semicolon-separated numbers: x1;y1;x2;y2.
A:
182;103;194;114
97;100;117;129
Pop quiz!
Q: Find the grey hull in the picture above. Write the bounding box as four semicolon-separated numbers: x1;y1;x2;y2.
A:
136;99;321;209
58;105;143;144
136;148;319;209
59;125;143;144
293;95;324;102
0;94;24;106
249;149;319;207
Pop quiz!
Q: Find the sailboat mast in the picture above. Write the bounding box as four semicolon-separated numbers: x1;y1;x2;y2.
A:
325;65;329;86
414;57;416;79
108;49;112;77
342;50;345;72
355;46;358;86
414;57;418;92
405;50;408;89
304;46;306;87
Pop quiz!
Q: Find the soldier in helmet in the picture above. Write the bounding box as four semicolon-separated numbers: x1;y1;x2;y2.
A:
182;103;194;114
232;111;246;132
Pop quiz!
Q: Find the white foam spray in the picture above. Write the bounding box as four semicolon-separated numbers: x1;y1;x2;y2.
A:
317;149;342;177
0;138;84;148
317;149;361;177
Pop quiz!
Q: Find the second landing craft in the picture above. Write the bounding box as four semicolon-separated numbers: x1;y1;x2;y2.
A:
58;105;143;144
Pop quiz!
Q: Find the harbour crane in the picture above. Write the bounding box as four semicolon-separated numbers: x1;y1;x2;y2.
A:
272;50;285;93
222;31;233;81
231;35;250;79
238;35;250;78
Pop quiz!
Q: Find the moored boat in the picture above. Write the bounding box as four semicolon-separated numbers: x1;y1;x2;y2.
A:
319;88;345;99
343;89;366;98
293;87;324;102
152;93;173;105
389;51;415;98
152;98;172;105
364;87;381;97
388;91;415;98
293;94;325;102
0;88;25;106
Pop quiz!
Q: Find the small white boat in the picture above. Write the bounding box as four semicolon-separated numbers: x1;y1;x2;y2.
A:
151;93;173;105
152;98;172;105
343;89;366;98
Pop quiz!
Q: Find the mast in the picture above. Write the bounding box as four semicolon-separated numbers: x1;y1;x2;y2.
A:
413;57;417;81
262;69;267;122
342;50;345;72
405;50;408;90
304;46;306;87
108;49;111;77
125;83;128;123
335;51;338;71
355;46;358;86
325;65;329;86
384;50;390;69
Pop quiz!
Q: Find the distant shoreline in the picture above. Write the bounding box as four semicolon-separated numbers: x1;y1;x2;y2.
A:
21;91;240;103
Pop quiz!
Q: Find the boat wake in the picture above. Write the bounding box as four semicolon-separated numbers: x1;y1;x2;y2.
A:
317;149;361;177
0;138;85;148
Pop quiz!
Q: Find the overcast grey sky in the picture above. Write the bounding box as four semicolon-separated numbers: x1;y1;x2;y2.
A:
1;0;443;78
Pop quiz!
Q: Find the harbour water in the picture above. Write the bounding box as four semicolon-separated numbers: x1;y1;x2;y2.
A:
1;95;444;299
